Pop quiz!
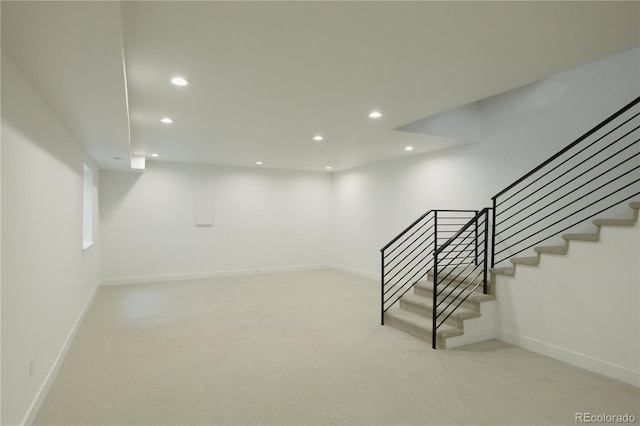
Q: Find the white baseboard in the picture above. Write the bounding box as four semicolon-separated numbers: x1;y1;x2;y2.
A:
99;264;333;286
22;284;99;425
329;263;379;281
497;329;640;388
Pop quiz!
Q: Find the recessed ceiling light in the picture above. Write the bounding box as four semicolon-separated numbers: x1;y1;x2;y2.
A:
404;146;414;151
256;161;263;165
369;111;382;119
171;76;189;86
160;117;174;124
313;135;324;141
325;166;333;170
151;153;159;157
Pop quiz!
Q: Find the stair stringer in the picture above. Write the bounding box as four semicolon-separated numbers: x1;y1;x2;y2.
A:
490;201;640;387
443;301;496;349
491;201;640;277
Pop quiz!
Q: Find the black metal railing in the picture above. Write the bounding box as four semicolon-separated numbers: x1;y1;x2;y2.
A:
491;97;640;266
380;210;480;325
379;97;638;350
432;208;490;348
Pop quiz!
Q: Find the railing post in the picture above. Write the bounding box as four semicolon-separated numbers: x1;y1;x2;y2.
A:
491;197;497;268
483;209;489;294
474;210;479;266
432;211;438;349
380;250;385;325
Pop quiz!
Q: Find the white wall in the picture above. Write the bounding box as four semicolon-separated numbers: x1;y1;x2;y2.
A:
0;48;3;426
495;221;640;387
332;48;640;278
1;45;636;425
331;48;639;386
100;162;333;284
1;54;101;425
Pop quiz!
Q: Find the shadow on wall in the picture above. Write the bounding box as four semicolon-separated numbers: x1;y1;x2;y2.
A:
1;55;82;176
98;171;143;222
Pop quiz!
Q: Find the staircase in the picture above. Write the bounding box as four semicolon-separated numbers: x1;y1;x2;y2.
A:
491;201;640;277
384;201;639;349
381;97;639;351
384;272;495;349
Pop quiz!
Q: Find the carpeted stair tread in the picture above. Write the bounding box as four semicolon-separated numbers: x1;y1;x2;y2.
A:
490;266;515;276
563;233;598;242
427;266;484;286
415;280;495;304
592;218;636;227
510;256;539;266
384;200;639;350
384;308;464;339
534;245;568;255
400;293;481;322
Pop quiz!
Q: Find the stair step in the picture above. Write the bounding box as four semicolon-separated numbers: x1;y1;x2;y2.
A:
534;245;568;255
510;256;539;266
384;200;639;351
490;266;515;277
384;308;463;348
414;280;494;312
427;265;484;286
400;293;481;328
563;233;599;242
592;218;636;227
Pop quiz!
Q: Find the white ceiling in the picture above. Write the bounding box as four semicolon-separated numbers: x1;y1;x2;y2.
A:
2;1;639;172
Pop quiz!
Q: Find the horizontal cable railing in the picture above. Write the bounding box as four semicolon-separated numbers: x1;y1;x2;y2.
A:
380;210;478;325
380;98;638;350
433;209;490;348
491;97;640;266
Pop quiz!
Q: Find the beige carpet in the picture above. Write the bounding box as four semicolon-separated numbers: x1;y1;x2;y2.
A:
34;269;639;425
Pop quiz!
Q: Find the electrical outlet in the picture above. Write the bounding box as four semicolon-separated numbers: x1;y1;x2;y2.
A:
29;357;35;378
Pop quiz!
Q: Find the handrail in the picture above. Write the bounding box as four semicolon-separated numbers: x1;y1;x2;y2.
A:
380;210;434;252
380;210;480;326
492;97;640;201
380;209;479;252
380;97;638;350
432;208;490;348
436;209;488;257
491;96;640;266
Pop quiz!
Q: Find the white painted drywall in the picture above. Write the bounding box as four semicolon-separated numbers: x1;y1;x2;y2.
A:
331;48;640;386
495;221;640;387
1;54;101;425
396;101;483;143
100;162;333;283
332;48;640;278
0;49;3;426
